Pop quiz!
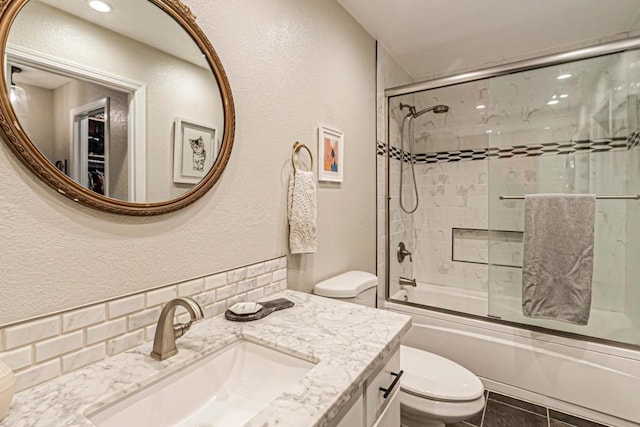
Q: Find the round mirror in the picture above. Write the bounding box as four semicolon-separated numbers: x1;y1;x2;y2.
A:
0;0;234;215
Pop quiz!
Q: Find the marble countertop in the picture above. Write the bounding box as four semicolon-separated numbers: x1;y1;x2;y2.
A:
1;290;411;427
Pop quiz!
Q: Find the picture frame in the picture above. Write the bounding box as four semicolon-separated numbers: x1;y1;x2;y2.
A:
318;125;344;182
173;118;217;184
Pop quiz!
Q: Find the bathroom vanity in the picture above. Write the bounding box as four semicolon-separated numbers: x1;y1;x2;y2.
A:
0;291;410;426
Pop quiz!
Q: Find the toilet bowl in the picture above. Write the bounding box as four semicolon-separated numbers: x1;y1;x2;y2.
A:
313;271;485;427
400;345;484;427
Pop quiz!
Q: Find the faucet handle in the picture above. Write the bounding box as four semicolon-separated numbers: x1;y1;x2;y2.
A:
173;321;193;339
397;242;413;263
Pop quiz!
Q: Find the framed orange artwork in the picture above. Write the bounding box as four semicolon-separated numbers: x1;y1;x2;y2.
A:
318;125;344;182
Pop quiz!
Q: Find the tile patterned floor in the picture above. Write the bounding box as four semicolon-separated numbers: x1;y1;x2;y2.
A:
445;391;610;427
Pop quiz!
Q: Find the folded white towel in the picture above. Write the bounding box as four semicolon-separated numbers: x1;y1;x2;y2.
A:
287;170;317;254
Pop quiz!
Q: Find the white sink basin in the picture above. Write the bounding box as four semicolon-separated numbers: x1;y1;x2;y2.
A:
86;340;316;427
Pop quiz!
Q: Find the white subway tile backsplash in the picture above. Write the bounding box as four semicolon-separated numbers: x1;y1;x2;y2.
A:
62;305;106;332
145;325;156;341
0;255;288;392
247;288;264;301
128;308;161;331
256;273;272;287
15;360;60;392
226;294;246;308
228;267;247;283
203;302;225;318
237;278;257;293
178;279;204;297
0;346;32;370
107;330;145;356
273;269;287;282
247;263;265;278
4;317;59;350
86;318;127;345
146;286;177;308
216;284;237;300
264;259;280;273
204;273;227;290
193;290;216;307
108;295;145;319
35;332;83;362
62;344;106;374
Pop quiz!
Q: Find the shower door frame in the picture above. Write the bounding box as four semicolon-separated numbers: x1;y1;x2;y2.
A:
384;35;640;351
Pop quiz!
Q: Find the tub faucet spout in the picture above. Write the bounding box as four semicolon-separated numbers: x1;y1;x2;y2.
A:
150;297;204;361
399;277;417;287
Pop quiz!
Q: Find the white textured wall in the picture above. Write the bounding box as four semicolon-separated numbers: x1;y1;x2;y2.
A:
18;83;54;161
0;0;376;324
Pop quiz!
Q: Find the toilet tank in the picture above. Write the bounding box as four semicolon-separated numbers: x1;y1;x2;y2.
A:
313;271;378;308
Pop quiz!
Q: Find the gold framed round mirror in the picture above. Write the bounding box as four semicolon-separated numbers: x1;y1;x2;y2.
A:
0;0;235;215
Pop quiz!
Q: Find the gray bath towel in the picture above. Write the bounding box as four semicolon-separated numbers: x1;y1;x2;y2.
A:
522;194;596;325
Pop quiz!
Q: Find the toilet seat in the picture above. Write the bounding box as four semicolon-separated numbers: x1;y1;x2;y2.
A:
400;345;483;402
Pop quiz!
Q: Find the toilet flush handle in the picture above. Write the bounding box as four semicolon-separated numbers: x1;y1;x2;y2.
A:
379;370;404;399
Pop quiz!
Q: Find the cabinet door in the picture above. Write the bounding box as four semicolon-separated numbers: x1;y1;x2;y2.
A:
373;387;400;427
336;391;364;427
365;348;401;426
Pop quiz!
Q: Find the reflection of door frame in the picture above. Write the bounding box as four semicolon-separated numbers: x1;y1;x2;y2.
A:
5;43;147;202
70;98;109;195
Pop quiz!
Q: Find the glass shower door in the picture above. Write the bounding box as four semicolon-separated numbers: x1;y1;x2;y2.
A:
487;50;640;346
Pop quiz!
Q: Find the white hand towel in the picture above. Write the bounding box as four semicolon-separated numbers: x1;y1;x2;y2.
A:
287;170;317;254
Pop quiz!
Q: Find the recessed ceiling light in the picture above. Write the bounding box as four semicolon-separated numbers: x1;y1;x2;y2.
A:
547;100;559;106
559;94;568;98
476;104;486;110
485;129;493;134
88;0;112;13
552;94;557;99
544;126;551;130
557;73;572;80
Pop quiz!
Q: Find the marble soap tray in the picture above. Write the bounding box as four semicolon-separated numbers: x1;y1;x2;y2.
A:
224;298;294;322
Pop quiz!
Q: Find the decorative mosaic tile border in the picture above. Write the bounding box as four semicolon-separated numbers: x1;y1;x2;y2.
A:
378;137;630;163
0;256;288;392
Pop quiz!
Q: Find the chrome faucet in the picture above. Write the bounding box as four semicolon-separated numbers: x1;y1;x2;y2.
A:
399;277;417;287
150;297;204;361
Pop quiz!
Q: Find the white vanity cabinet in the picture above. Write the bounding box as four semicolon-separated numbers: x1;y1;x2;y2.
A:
335;346;402;427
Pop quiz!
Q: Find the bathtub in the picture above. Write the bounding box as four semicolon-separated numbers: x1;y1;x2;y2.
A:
386;291;640;426
391;282;640;344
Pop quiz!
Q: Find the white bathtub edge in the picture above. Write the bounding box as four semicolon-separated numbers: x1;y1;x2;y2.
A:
386;301;640;426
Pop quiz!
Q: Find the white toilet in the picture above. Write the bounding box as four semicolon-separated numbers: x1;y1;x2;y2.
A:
314;271;485;427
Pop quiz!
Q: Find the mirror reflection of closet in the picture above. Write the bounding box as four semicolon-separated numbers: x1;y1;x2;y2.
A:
71;99;109;197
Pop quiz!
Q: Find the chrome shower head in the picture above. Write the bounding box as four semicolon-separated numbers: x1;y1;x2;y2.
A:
403;104;450;119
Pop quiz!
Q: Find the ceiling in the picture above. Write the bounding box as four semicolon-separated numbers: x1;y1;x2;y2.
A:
337;0;640;80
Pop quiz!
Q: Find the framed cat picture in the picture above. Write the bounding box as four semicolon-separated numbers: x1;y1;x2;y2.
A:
173;118;218;184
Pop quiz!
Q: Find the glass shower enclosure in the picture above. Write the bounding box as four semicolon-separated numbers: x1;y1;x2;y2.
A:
386;45;640;347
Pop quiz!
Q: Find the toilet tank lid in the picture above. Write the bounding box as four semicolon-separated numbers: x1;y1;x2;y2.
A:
314;271;378;298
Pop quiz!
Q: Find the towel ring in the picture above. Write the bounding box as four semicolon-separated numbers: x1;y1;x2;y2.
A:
291;141;313;172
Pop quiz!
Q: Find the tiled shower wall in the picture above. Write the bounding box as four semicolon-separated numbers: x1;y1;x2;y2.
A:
0;256;287;392
384;140;631;314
